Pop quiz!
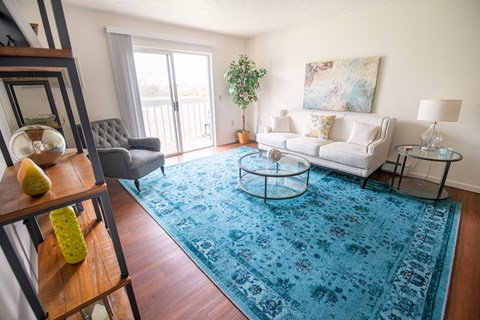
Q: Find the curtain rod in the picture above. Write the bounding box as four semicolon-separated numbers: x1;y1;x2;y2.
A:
105;26;216;47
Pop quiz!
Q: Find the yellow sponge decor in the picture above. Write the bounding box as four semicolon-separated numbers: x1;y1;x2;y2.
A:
17;158;52;197
49;206;88;264
17;158;36;182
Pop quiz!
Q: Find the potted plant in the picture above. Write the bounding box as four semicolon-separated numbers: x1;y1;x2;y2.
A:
225;54;267;144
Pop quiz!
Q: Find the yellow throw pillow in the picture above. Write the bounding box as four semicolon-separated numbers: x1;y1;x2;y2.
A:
304;114;336;139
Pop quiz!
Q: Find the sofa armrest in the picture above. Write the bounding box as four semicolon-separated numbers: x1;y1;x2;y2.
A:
367;118;396;169
128;137;161;151
97;147;132;177
367;137;390;155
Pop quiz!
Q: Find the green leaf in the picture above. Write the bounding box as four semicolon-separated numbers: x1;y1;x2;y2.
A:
225;54;267;131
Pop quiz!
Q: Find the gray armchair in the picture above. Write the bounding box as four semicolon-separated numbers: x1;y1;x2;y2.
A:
82;118;165;192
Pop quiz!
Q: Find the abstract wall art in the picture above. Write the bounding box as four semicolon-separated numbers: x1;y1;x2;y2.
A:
303;57;380;113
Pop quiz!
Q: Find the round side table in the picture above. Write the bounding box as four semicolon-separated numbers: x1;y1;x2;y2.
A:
389;144;463;200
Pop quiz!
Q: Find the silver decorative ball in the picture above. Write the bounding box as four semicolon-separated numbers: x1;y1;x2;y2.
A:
9;125;66;167
267;148;282;162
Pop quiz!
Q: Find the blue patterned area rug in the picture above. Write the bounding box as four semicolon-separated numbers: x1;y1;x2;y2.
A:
119;146;461;320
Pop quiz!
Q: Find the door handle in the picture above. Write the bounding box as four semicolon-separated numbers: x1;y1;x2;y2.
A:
173;101;179;112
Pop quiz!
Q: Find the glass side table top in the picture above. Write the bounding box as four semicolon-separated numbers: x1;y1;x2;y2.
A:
395;144;463;162
238;151;311;202
238;150;311;176
391;144;463;200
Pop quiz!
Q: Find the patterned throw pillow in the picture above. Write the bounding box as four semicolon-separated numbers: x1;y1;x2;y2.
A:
304;114;336;139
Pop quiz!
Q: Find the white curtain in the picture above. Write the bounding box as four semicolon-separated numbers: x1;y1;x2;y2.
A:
106;32;145;137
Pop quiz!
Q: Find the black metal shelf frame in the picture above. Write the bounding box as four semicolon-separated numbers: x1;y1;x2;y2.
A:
0;1;140;319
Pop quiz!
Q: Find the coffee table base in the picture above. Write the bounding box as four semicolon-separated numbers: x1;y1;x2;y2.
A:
238;170;309;203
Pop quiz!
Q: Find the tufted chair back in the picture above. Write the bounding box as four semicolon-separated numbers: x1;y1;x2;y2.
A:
90;118;130;149
77;117;165;191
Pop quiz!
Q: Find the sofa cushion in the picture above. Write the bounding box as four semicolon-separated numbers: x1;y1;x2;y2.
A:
286;137;333;156
320;142;373;169
346;121;379;146
304;114;336;139
271;116;290;132
256;132;302;149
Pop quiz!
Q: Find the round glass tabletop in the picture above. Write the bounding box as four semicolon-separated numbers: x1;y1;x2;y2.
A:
238;150;311;177
395;144;463;162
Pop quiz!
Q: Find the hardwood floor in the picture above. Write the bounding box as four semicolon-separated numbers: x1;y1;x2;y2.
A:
107;142;479;320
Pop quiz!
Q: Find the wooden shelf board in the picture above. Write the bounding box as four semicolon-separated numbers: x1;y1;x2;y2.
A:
0;150;107;224
0;47;72;58
106;287;135;320
64;289;133;320
39;201;131;320
1;76;52;81
0;66;64;73
0;66;63;73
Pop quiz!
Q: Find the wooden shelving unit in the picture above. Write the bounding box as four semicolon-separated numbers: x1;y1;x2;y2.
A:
0;46;73;58
0;150;139;319
38;201;132;319
0;151;106;223
0;1;140;319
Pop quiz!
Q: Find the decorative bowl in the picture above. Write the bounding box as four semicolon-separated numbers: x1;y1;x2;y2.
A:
9;125;66;167
24;113;56;125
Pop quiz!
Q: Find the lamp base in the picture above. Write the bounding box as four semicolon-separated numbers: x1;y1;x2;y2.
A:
420;145;438;151
420;122;442;151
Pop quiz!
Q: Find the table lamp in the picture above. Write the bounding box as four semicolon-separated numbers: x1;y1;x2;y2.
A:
416;99;462;151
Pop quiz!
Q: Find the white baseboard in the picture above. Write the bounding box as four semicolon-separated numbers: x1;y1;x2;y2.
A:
408;171;480;194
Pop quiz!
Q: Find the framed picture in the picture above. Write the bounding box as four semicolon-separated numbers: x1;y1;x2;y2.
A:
303;56;380;113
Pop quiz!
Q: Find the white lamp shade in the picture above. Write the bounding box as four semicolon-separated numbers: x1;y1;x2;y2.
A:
417;99;462;122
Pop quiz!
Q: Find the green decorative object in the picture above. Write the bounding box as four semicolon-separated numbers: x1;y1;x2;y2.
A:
50;206;87;264
225;54;267;135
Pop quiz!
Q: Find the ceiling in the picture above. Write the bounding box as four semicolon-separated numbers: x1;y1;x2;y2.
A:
64;0;405;38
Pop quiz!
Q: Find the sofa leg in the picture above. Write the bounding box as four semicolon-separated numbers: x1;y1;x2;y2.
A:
361;178;368;189
161;165;165;176
134;179;141;192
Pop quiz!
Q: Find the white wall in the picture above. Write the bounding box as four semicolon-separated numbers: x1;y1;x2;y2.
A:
247;0;480;192
61;5;246;146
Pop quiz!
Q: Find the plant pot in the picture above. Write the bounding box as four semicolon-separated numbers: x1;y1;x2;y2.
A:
237;130;250;145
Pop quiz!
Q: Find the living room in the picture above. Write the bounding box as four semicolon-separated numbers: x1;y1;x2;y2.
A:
0;0;478;319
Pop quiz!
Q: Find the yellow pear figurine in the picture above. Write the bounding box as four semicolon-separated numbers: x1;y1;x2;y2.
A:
20;160;52;197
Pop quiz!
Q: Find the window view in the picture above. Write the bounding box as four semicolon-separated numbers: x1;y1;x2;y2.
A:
134;51;213;155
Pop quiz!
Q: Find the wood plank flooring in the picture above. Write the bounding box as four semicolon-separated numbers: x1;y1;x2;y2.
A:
107;142;479;320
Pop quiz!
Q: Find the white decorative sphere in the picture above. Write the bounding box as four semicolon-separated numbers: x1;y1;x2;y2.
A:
267;148;282;162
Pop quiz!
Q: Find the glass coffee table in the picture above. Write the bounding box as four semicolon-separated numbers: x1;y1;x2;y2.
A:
238;150;311;203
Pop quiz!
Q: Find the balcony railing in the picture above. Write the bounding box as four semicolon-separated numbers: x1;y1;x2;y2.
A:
141;97;212;153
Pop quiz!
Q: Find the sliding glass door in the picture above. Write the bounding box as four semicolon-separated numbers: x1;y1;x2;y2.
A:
133;50;214;155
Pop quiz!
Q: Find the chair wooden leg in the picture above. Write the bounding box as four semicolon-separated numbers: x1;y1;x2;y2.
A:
134;179;140;192
161;165;165;176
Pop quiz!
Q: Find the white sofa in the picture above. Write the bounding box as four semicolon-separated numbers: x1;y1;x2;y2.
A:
256;109;396;186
